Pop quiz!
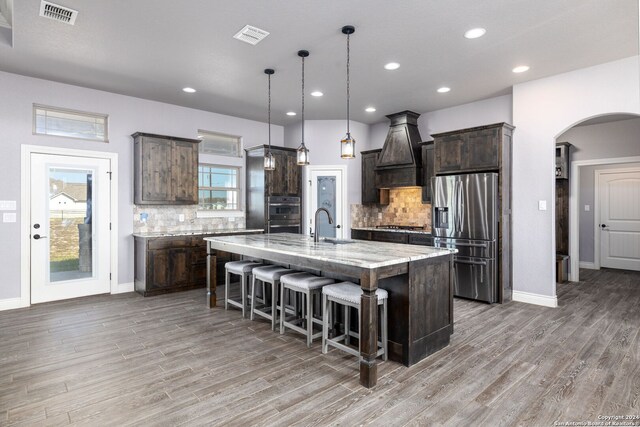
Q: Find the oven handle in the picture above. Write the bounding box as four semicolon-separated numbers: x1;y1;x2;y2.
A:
268;203;301;207
269;224;301;228
454;259;487;266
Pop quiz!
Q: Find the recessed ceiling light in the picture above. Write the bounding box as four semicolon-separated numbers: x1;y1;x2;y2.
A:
310;91;323;97
286;111;296;116
512;65;530;73
365;107;376;113
437;87;451;93
182;87;196;93
464;28;486;39
384;62;400;70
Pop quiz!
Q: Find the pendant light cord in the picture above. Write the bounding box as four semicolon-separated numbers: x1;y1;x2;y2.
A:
268;73;271;151
346;32;350;135
301;55;305;145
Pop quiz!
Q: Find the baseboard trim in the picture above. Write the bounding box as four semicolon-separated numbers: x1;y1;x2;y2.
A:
112;282;134;294
512;290;558;308
579;261;598;270
0;297;29;311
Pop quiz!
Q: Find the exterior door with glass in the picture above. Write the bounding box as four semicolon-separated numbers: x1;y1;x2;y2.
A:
309;168;345;239
30;153;112;303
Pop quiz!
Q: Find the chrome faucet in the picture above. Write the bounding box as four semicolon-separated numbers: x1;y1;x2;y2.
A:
314;207;334;243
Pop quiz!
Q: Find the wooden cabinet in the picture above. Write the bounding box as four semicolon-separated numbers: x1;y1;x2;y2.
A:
421;142;435;203
432;124;510;175
135;236;210;296
263;148;301;197
133;132;200;205
361;149;389;205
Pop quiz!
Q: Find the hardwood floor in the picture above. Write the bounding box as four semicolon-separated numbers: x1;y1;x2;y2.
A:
1;268;638;426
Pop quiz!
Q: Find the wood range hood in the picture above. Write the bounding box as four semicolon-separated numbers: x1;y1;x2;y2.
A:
374;111;424;188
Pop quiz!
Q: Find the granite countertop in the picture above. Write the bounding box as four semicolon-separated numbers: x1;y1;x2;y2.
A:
204;233;454;269
351;227;432;235
132;229;264;238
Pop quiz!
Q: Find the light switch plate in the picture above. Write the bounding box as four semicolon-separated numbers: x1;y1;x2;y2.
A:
3;212;16;222
584;205;590;211
538;200;547;211
178;214;185;222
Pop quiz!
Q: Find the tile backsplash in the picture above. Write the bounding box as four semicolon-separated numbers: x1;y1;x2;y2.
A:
351;187;431;230
133;205;245;233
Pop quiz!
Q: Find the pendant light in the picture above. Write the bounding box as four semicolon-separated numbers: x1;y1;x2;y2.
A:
340;25;356;159
264;68;275;171
296;50;310;165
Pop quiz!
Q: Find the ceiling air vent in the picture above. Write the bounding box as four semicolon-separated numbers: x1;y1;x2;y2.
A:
39;1;78;25
233;25;269;45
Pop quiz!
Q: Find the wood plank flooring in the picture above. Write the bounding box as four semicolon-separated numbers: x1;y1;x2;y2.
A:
0;268;639;426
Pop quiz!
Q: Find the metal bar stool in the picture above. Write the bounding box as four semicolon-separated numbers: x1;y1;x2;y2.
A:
280;272;334;347
225;260;262;317
250;265;297;330
321;281;388;361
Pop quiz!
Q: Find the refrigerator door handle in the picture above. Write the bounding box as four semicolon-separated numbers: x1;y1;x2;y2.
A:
454;259;487;266
455;181;463;231
450;242;489;248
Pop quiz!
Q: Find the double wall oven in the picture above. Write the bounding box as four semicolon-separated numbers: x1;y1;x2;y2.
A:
267;196;301;234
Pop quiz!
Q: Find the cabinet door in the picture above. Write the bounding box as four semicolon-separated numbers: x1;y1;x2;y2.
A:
434;134;465;174
421;143;434;203
465;128;499;171
172;140;198;203
285;153;301;196
351;229;371;240
267;151;287;196
169;248;191;287
371;231;408;244
141;137;172;202
148;249;170;289
361;151;379;204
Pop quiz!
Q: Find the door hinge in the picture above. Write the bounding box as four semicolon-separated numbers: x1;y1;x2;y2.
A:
109;222;112;230
308;180;312;187
109;273;112;280
107;171;112;180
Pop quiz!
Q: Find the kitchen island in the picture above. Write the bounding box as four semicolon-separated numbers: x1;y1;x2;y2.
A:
204;233;455;388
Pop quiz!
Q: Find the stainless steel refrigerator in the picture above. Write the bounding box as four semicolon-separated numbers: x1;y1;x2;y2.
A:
432;173;498;303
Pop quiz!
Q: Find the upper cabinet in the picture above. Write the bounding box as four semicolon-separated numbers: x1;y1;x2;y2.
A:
421;142;434;203
133;132;200;205
432;123;514;175
262;147;301;197
361;149;389;205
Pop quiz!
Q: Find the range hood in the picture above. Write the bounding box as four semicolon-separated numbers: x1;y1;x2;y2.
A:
374;110;423;188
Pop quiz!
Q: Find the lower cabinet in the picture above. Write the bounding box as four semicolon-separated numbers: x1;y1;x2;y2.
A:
352;229;433;246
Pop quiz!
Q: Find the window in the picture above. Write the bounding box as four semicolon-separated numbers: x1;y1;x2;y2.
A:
197;130;241;157
198;164;240;211
33;104;108;142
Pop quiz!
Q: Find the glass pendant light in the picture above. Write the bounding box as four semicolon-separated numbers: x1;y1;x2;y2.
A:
296;50;310;165
340;25;356;159
264;68;275;171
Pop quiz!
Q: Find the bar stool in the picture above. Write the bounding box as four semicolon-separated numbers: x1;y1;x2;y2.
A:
224;260;262;317
321;281;388;361
250;265;297;330
280;272;334;347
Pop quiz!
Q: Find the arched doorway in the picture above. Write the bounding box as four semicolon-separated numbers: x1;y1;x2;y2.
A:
554;113;640;282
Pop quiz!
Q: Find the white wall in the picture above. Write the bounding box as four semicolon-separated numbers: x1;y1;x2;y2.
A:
559;117;640;161
0;70;283;301
512;56;640;298
283;120;370;232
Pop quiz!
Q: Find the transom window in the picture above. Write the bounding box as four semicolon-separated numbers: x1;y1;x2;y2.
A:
197;130;241;157
33;104;108;142
198;164;240;211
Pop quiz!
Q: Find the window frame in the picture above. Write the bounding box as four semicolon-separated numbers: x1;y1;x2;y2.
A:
33;104;109;143
197;163;242;214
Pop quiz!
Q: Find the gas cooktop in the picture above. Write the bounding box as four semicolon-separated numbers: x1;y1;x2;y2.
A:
375;225;425;231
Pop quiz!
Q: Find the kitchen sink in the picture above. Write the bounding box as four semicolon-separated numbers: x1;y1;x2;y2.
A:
321;238;357;245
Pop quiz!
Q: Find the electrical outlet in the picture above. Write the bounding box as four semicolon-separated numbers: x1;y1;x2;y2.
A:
178;214;185;222
538;200;547;211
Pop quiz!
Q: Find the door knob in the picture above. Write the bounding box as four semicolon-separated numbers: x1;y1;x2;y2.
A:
600;224;608;229
33;223;40;229
33;234;47;240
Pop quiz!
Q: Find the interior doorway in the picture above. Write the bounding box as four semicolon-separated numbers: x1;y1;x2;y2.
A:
305;166;347;239
21;146;118;306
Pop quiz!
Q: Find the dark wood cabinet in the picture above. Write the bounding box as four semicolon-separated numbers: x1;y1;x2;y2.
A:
421;142;435;203
432;124;509;175
361;149;389;205
262;147;301;197
133;132;199;205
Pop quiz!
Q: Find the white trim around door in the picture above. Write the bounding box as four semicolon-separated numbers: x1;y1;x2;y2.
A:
569;155;640;282
20;145;119;308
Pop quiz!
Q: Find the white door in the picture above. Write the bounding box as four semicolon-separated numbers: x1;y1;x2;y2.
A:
308;168;346;239
599;170;640;271
30;153;112;303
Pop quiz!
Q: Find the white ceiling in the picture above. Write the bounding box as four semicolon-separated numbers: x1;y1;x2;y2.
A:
0;0;637;125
